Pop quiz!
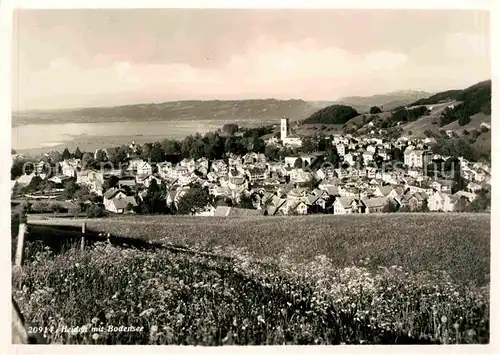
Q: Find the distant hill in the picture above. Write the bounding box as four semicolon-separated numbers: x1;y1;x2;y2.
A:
302;105;359;125
409;80;491;111
12;99;318;126
400;80;491;137
313;90;432;113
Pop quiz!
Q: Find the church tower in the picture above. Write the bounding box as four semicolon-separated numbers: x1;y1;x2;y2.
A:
280;117;289;141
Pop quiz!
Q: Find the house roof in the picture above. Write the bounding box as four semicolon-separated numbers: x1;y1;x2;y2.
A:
453;190;476;201
336;197;354;209
104;188;126;200
362;197;389;209
213;206;231;216
16;174;35;185
112;195;137;210
305;194;320;205
378;185;394;196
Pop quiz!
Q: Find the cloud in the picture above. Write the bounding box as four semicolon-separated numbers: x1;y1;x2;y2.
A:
13;33;489;110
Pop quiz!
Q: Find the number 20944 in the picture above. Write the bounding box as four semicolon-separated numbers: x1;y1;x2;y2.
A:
27;326;54;334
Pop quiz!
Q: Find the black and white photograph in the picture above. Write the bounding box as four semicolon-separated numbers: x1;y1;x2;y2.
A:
3;0;497;351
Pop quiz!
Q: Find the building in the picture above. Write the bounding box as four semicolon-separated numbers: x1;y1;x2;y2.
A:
280;117;289;141
103;188;137;214
336;143;346;157
404;149;431;168
361;197;389;213
333;197;356;214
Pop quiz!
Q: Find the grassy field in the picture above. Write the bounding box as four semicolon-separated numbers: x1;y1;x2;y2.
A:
14;213;490;345
29;213;490;286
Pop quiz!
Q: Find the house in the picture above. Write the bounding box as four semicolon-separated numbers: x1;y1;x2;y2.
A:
344;153;355;166
166;187;190;209
404;149;431;168
361;197;389;213
333;197;357;214
366;145;376;154
366;167;377;179
266;197;287;216
373;185;396;198
103;188;137;214
336;143;346;156
59;160;78;178
453;190;477;202
136;174;163;188
467;182;482;193
137;161;153;176
428;191;455;212
334;168;349;180
430;179;454;193
213;206;264;217
400;191;428;211
16;174;35;186
289;168;312;184
362;151;374;163
118;178;136;189
212;160;229;174
48;175;72;185
283;135;303;147
289;200;309;215
246;168;267;183
304;194;327;212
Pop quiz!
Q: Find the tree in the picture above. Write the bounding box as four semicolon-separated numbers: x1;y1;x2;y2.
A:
150;142;165;163
62;179;79;200
48;150;62;163
301;137;316;153
222;123;239;135
103;175;119;191
141;143;153;160
11;158;26;180
86;204;105;218
142;179;167;214
73;147;83;160
458;112;471;126
249;135;265;154
62;148;72;160
294;157;304;169
68;204;82;216
81;152;94;169
161;139;181;155
452;167;467;194
467;188;490;212
237;194;255;209
30;200;49;213
264;145;280;161
176;186;211;215
109;145;128;166
370;106;382;114
95;149;108;164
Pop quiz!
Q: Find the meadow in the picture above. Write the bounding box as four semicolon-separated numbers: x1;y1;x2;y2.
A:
13;213;490;344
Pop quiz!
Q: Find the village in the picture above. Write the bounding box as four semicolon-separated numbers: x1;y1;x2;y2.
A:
11;117;491;217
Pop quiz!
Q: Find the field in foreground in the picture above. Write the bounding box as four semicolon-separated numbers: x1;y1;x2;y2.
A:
30;213;491;286
14;213;490;345
13;240;489;345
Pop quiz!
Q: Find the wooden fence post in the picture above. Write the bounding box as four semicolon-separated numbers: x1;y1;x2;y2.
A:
80;223;86;252
14;223;26;267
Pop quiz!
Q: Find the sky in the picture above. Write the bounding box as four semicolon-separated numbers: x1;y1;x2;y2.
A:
12;9;491;110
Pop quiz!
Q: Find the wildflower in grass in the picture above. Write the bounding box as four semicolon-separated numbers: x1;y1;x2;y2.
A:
150;325;158;334
257;315;265;324
453;323;459;330
92;333;99;340
441;316;448;323
91;317;99;325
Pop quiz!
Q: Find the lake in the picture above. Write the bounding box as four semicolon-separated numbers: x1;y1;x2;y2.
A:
12;118;277;155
